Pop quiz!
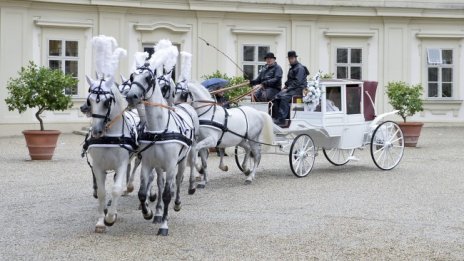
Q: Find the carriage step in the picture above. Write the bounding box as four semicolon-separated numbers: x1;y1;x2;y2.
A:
72;126;90;136
347;156;360;161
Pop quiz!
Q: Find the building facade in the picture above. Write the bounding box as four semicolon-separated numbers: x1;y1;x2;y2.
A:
1;0;464;135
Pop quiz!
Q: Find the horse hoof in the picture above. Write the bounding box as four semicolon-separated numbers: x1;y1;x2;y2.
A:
153;215;163;224
174;203;181;212
143;210;153;220
188;188;196;195
149;194;157;202
95;226;106;233
244;180;252;185
197;183;206;189
104;214;117;227
93;191;98;199
220;166;229;172
198;168;205;175
157;228;169;236
127;184;134;193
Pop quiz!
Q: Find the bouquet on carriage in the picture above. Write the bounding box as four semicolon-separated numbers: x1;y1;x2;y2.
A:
303;71;322;112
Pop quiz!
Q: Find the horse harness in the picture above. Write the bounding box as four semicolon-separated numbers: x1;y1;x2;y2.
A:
131;66;195;163
197;103;249;147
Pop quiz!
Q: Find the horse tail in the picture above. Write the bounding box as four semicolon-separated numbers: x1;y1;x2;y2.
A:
259;112;275;152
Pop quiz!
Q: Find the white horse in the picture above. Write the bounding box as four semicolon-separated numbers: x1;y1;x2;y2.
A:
175;80;274;185
81;78;139;233
125;46;199;236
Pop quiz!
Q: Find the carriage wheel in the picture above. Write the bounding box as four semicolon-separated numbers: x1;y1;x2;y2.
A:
234;146;253;174
289;134;316;178
323;148;355;166
370;121;404;170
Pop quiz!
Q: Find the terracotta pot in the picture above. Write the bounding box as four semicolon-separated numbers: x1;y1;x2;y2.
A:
398;122;423;147
22;130;61;160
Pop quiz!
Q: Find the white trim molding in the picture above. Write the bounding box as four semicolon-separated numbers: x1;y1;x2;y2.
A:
323;31;375;38
134;22;191;33
231;27;283;35
421;99;463;117
34;18;93;28
416;32;464;39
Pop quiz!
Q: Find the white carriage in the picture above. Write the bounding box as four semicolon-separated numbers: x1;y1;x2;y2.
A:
236;79;405;177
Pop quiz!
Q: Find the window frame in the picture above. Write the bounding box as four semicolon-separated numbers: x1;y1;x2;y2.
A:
335;47;363;80
241;44;270;80
47;38;79;96
426;48;454;99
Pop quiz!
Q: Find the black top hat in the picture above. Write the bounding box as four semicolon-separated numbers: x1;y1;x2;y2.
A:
287;51;298;58
263;52;276;59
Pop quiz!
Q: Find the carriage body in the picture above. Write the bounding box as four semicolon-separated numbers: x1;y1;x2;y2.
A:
237;79;405;177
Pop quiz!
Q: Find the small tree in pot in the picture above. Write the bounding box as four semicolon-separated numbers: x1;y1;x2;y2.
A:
385;81;424;147
4;61;77;159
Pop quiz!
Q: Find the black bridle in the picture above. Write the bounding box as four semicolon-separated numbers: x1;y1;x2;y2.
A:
87;79;114;126
129;64;173;100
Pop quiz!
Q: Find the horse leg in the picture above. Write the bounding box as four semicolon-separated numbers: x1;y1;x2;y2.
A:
153;167;164;224
158;170;175;236
188;148;197;195
93;168;107;233
127;156;141;194
218;148;229;172
92;171;98;199
138;164;153;221
195;137;218;188
174;161;186;211
245;143;262;185
197;148;209;189
104;162;127;226
122;160;132;196
239;143;253;176
148;168;157;202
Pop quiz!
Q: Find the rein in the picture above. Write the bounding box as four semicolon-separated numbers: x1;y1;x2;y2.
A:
143;100;176;111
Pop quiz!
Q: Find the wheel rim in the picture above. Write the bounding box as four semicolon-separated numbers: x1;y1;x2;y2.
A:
371;121;404;170
323;148;354;166
290;134;315;177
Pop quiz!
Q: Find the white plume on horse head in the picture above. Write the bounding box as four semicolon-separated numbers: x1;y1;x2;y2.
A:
164;45;178;74
92;35;127;80
132;51;149;72
155;39;172;52
179;51;192;82
149;41;172;74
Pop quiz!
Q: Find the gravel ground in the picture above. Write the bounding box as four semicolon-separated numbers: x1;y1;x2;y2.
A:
0;127;463;260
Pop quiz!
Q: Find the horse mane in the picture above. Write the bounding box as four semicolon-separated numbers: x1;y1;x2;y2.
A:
187;82;214;101
110;84;128;111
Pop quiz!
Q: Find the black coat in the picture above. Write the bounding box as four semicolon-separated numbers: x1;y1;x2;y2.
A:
250;63;283;90
285;62;308;91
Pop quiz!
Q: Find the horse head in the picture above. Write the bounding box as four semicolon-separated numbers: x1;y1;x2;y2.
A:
85;75;121;138
125;64;155;107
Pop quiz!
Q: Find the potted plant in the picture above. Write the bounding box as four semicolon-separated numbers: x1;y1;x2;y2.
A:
4;61;77;160
385;81;424;147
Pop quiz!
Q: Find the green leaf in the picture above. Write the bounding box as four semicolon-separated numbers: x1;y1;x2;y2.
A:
385;81;424;122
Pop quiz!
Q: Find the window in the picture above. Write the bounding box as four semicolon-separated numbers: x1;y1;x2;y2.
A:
48;40;79;95
427;49;453;98
242;45;269;80
336;48;362;80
